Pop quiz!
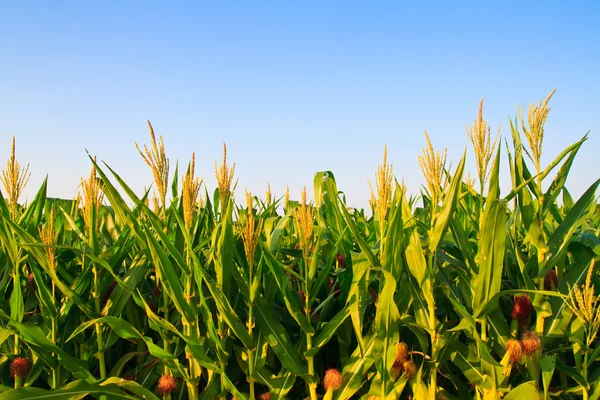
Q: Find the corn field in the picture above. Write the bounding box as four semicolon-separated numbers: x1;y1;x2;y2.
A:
0;92;599;399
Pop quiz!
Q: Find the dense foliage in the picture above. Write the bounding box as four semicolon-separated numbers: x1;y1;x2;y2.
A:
0;93;599;399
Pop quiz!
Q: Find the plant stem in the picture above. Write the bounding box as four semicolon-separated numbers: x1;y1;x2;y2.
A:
184;266;201;400
427;253;437;400
93;266;107;379
51;317;59;388
184;270;199;400
13;329;21;389
302;253;318;400
51;282;59;389
162;282;170;375
583;342;589;383
430;366;437;400
14;376;23;389
307;333;317;400
248;301;255;400
481;319;488;342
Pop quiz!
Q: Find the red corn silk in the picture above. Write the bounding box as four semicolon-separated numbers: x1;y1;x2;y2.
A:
297;290;306;309
156;375;177;396
147;300;156;312
27;273;35;290
521;331;541;355
368;287;378;305
10;357;31;378
323;368;342;391
336;253;346;268
329;277;341;297
544;269;558;291
101;280;118;305
511;294;532;324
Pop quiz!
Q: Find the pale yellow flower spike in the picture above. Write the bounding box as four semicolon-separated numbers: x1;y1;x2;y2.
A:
284;186;290;212
464;171;476;190
518;89;556;175
135;121;170;212
369;145;394;219
39;206;57;270
367;179;377;213
242;190;262;269
566;260;600;343
294;186;314;260
466;98;499;191
266;183;272;208
418;131;447;202
182;152;202;230
80;156;104;234
215;142;236;214
1;136;31;218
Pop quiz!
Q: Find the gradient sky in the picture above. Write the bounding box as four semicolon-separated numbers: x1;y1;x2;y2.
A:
1;1;598;210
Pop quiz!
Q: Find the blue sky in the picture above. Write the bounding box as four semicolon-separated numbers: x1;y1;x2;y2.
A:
1;2;598;209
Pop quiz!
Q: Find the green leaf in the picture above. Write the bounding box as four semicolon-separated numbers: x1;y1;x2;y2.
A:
231;267;309;378
373;270;401;395
270;370;297;400
346;255;369;354
504;381;540;400
429;150;466;253
143;225;197;322
475;289;565;319
334;334;377;400
109;351;145;378
380;186;404;280
193;260;255;350
306;303;352;358
449;342;484;385
0;377;160;400
11;322;93;380
214;199;234;297
339;203;379;269
1;215;97;318
29;264;57;319
541;354;556;399
260;241;314;334
472;200;507;315
540;178;600;277
9;261;24;323
19;176;47;234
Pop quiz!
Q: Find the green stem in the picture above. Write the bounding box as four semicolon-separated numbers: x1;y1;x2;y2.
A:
430;366;437;400
481;319;488;342
13;329;21;389
184;271;199;400
478;183;484;240
583;343;589;383
14;375;23;389
93;266;107;379
307;334;317;400
426;253;437;399
220;360;227;398
303;254;317;400
94;309;107;379
51;283;59;389
162;280;170;375
248;301;255;400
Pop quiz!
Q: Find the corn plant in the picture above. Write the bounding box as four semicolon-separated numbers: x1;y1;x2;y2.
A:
0;91;598;400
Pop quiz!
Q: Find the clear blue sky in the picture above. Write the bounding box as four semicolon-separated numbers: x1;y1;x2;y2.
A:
1;1;598;210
